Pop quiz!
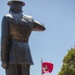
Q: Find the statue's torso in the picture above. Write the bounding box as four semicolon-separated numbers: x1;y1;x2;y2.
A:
7;14;34;42
5;14;34;64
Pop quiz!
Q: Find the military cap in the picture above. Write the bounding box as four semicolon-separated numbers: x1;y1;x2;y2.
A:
7;0;25;6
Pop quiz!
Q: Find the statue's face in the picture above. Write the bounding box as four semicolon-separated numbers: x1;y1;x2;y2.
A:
10;2;22;10
13;5;21;10
9;2;23;13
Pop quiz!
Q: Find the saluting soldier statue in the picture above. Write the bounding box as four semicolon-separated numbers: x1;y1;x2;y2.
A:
1;0;46;75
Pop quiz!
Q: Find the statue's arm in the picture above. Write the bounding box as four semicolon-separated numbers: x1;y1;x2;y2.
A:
1;16;10;69
25;15;46;31
33;20;46;31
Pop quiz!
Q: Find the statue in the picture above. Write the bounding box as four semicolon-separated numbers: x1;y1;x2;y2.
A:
1;0;46;75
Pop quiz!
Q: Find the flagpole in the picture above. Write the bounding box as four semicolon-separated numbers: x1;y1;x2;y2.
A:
41;58;43;75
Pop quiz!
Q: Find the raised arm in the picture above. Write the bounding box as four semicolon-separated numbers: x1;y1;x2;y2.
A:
33;20;46;31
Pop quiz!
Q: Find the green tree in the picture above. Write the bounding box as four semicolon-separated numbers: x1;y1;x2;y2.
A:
58;47;75;75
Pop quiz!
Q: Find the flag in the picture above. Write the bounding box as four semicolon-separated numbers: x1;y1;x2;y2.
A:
42;62;54;74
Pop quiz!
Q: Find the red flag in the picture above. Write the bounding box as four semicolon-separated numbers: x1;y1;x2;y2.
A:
42;62;53;74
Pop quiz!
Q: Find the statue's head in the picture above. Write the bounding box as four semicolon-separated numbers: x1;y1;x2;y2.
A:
8;0;25;13
7;0;25;6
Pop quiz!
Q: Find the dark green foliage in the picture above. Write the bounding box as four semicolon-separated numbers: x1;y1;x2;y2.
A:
58;47;75;75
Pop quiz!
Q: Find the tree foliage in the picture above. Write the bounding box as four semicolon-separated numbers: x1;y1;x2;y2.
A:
58;47;75;75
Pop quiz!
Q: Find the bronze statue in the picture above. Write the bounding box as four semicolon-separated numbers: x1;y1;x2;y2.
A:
1;0;46;75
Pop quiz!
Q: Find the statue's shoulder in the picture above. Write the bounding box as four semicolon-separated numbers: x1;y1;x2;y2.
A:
2;14;12;21
24;15;33;18
24;15;33;20
4;14;12;18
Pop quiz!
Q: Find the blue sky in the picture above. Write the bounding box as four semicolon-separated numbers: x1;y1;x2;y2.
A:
0;0;75;75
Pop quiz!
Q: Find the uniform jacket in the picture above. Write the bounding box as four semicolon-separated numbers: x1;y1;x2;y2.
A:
1;13;45;65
